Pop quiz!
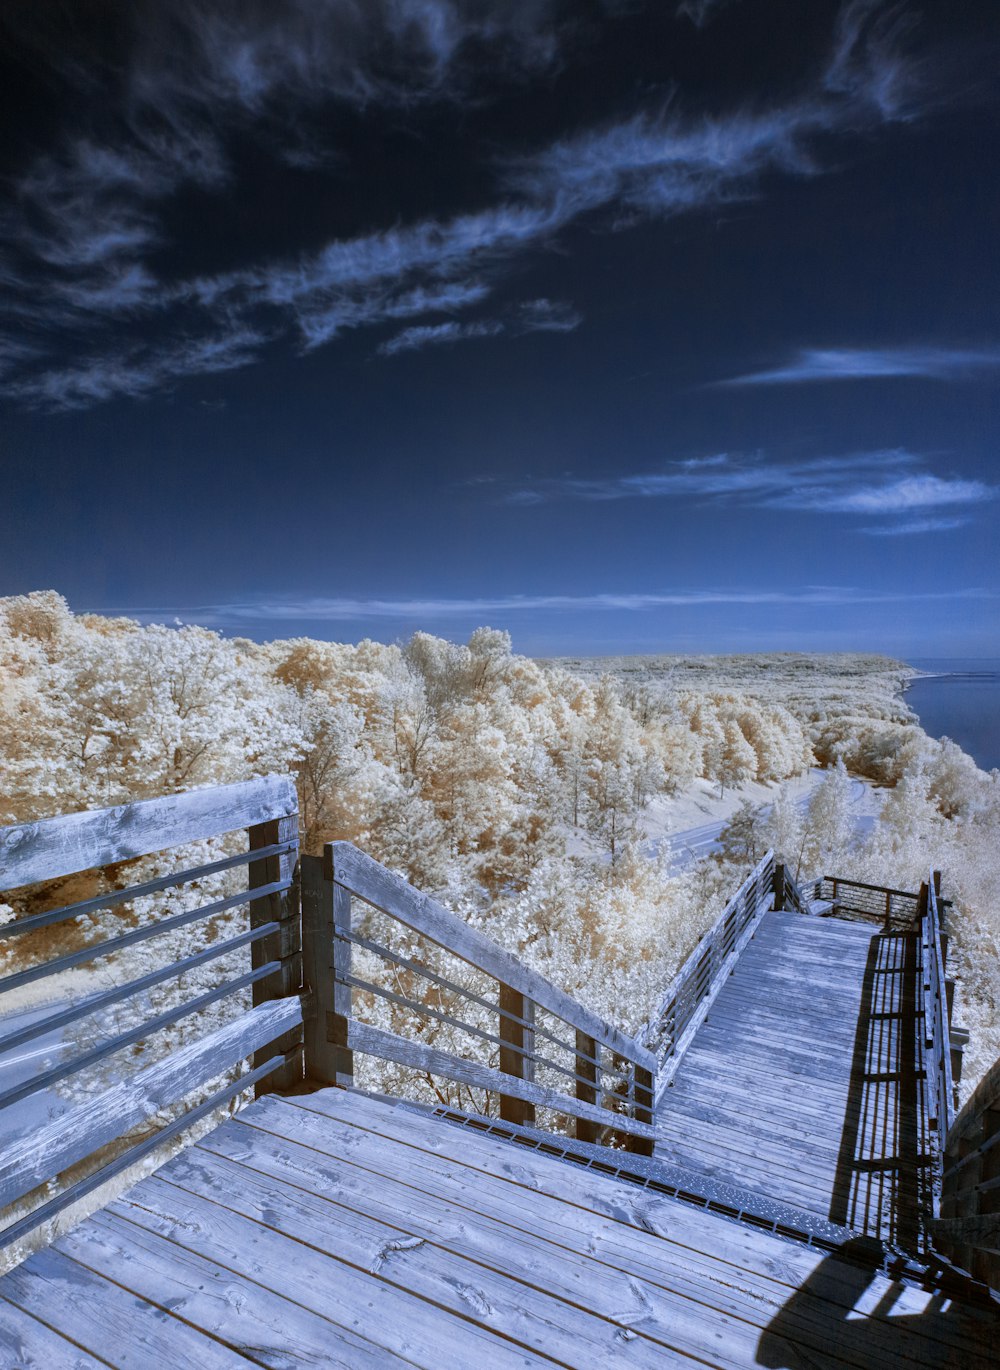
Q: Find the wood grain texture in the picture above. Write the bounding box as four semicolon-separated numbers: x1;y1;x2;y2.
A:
102;1192;546;1369
0;1295;111;1370
346;1019;656;1141
3;1087;997;1368
0;1245;255;1369
0;997;302;1209
328;841;653;1069
129;1161;674;1367
274;1090;1000;1366
56;1208;412;1370
0;775;297;890
654;912;932;1250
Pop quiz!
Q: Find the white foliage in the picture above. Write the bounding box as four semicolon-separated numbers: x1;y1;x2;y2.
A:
3;595;998;1110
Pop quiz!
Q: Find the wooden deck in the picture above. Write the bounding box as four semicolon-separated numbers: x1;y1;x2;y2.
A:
1;1086;996;1368
2;786;994;1366
655;909;928;1248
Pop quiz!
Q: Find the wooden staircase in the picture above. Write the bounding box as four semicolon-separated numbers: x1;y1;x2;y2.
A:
0;778;997;1367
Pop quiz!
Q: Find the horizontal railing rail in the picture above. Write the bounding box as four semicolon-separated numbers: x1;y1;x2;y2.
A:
813;874;920;928
304;842;656;1153
919;873;955;1150
0;776;304;1253
640;850;775;1098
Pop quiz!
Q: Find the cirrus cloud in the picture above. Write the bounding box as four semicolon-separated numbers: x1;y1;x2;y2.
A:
0;1;954;409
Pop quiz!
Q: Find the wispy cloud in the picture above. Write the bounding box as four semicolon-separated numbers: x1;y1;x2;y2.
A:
0;1;946;407
825;0;923;120
503;451;997;534
378;297;581;355
714;346;1000;387
3;324;269;410
507;449;905;503
516;298;582;333
779;473;994;514
104;583;996;627
503;105;821;227
859;516;972;536
379;319;505;356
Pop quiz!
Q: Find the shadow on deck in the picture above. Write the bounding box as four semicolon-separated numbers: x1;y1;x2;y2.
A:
653;911;934;1253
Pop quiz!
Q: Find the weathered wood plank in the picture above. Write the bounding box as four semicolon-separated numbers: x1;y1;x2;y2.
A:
269;1091;999;1363
0;1245;256;1368
346;1019;656;1141
0;1295;111;1370
0;776;298;890
654;908;924;1249
140;1160;677;1366
654;896;770;1097
103;1190;553;1369
53;1209;411;1370
205;1107;869;1367
329;842;654;1070
208;1103;842;1317
930;1214;1000;1250
0;996;302;1209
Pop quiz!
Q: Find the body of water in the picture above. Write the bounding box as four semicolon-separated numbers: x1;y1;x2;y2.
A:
904;658;1000;773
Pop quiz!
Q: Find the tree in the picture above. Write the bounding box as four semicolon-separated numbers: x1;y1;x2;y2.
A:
719;799;762;865
800;760;855;876
760;784;806;877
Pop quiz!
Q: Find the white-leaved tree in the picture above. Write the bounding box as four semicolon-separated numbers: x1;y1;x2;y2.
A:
4;593;1000;1110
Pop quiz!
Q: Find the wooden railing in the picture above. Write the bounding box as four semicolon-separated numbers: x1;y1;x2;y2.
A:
641;850;775;1098
934;1058;1000;1289
918;872;955;1147
774;862;813;916
0;777;304;1252
304;842;656;1153
809;874;920;928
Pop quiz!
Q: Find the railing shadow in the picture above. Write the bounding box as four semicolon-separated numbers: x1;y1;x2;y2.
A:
757;1238;997;1368
828;930;922;1249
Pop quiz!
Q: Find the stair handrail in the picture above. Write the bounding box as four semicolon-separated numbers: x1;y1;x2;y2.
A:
640;849;775;1098
303;842;656;1153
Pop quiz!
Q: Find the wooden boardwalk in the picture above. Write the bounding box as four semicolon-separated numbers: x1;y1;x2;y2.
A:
1;1086;996;1368
2;784;996;1366
655;909;927;1248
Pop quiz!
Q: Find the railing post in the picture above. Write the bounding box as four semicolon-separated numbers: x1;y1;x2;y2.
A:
248;813;302;1094
575;1032;599;1144
773;862;786;912
627;1066;655;1157
498;984;535;1126
301;853;353;1088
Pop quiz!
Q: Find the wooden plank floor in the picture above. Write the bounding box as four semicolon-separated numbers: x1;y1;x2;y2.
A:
655;909;927;1247
2;1086;996;1367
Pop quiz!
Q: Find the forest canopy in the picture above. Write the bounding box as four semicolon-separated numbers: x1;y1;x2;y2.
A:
1;591;997;1099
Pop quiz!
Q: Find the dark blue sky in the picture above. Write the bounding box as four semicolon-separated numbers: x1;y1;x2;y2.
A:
2;0;998;656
